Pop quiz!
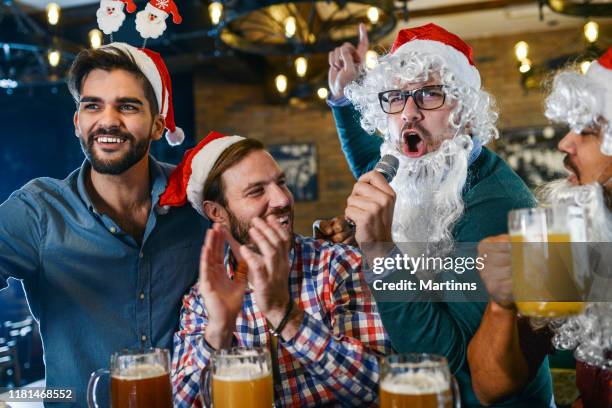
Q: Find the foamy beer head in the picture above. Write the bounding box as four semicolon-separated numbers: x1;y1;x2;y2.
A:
112;363;167;379
381;370;450;395
379;354;455;408
213;361;270;380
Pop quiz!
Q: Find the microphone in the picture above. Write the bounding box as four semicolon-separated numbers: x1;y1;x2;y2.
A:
344;154;399;231
312;155;399;239
374;154;400;183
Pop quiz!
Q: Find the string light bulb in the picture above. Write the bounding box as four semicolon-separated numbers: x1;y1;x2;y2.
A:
580;60;592;75
367;7;379;24
284;17;296;38
209;2;223;25
89;29;103;49
46;3;61;26
295;57;307;77
519;58;531;74
514;41;528;62
584;21;599;44
275;74;288;94
48;50;60;67
317;87;328;99
365;50;378;69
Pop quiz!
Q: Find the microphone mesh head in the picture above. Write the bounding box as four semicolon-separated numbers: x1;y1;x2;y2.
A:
375;154;399;183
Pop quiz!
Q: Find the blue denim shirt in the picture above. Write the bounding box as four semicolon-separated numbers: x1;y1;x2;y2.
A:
0;156;209;407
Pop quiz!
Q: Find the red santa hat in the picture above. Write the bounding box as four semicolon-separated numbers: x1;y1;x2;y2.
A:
390;23;481;89
586;47;612;124
159;131;246;216
103;42;184;146
118;0;136;13
146;0;182;24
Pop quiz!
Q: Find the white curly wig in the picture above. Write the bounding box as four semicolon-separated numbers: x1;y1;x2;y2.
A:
345;50;499;147
545;54;612;156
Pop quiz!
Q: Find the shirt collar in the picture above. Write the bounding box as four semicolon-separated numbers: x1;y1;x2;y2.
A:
76;155;168;214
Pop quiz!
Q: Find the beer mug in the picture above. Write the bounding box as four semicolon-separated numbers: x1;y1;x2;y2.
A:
200;347;274;408
509;205;587;318
379;353;460;408
87;348;173;408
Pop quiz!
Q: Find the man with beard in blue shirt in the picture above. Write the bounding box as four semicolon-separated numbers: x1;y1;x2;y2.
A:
0;43;207;407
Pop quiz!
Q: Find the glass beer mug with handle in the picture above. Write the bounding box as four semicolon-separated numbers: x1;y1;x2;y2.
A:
508;205;588;318
87;348;173;408
379;353;461;408
200;347;274;408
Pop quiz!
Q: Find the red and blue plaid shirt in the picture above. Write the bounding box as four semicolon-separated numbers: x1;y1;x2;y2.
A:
171;235;392;407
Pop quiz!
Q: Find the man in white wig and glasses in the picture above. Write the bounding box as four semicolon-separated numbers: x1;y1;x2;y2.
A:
323;23;554;406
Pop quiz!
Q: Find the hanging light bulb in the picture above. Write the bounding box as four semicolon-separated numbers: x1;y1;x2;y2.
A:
514;41;528;62
580;60;592;75
365;50;378;69
295;57;307;77
367;7;379;24
209;2;223;25
89;29;103;49
275;74;288;94
48;50;60;67
583;21;599;44
46;3;61;26
284;16;296;38
317;87;328;100
519;58;531;74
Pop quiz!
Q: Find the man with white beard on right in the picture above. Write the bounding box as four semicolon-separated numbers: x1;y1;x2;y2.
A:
326;23;553;406
470;47;612;408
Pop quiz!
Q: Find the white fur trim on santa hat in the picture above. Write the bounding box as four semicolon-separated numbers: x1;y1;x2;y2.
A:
104;43;165;117
187;135;246;216
166;126;185;146
586;61;612;124
393;39;481;88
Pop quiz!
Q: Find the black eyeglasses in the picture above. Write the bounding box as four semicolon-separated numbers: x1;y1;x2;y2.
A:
378;85;447;114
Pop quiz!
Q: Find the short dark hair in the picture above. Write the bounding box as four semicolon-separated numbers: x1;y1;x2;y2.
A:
67;46;158;116
203;138;265;206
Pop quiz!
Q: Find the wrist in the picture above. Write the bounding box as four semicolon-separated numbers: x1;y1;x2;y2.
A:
264;296;292;328
205;322;235;350
490;300;517;314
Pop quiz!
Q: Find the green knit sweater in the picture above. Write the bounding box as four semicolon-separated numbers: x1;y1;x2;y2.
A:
332;104;554;407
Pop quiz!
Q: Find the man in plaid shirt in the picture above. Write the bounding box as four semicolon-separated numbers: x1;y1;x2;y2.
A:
160;132;391;407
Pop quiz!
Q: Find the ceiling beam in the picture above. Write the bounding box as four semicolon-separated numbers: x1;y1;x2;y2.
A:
398;0;536;19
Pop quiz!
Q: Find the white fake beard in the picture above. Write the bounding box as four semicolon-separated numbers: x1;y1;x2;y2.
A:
536;179;612;242
96;1;126;35
135;6;168;39
536;180;612;369
382;134;472;257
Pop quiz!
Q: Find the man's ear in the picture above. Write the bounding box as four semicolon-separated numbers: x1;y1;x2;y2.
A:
203;200;229;225
151;114;165;141
73;111;81;138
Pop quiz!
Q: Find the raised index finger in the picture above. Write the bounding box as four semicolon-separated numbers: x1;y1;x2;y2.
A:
356;23;369;62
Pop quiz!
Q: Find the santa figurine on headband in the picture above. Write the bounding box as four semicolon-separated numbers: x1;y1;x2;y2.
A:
96;0;136;34
136;0;183;40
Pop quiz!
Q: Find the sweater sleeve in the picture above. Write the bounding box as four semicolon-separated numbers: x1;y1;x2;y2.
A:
330;104;382;179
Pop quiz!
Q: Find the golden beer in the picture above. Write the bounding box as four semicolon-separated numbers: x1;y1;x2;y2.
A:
379;354;459;408
508;206;584;317
212;368;273;408
379;372;452;408
201;347;274;408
